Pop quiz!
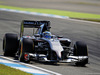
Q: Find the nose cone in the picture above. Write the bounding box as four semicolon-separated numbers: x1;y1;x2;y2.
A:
56;51;62;59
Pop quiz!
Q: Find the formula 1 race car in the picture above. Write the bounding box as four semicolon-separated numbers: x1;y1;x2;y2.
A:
3;20;88;66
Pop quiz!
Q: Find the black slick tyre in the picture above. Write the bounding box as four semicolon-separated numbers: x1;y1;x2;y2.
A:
74;41;88;66
3;33;19;56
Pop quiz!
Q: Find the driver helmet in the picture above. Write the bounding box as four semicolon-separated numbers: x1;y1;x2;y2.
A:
43;31;52;39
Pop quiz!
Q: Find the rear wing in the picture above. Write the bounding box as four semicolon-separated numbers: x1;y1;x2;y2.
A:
20;20;50;37
21;20;50;28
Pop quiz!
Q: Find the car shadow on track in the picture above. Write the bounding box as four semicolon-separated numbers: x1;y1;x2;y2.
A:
29;59;88;68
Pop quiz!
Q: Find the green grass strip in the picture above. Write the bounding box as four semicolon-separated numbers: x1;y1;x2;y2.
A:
0;5;100;19
0;64;32;75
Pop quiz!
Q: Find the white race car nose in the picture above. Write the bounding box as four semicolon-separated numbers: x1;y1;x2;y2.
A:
55;51;62;59
49;39;63;59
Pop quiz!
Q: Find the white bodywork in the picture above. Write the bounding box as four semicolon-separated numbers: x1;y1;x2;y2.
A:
49;39;63;58
42;38;63;58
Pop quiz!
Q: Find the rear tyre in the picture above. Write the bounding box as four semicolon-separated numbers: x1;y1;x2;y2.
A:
3;33;19;56
74;41;88;66
19;38;34;63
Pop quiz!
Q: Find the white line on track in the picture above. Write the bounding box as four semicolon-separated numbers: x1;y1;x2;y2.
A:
0;56;62;75
0;8;100;24
0;8;69;19
67;18;100;25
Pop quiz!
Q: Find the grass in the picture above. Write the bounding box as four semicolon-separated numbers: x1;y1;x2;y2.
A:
0;5;100;22
0;64;32;75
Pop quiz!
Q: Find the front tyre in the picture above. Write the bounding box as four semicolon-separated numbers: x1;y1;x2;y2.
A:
74;41;88;66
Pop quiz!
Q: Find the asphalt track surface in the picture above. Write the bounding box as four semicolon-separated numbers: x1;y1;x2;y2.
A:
0;0;100;14
0;11;100;75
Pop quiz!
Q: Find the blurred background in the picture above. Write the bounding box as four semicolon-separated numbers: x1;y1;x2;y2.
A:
0;0;100;14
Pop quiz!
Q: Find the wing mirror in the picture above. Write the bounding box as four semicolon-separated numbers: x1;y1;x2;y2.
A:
34;34;40;37
57;35;63;38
